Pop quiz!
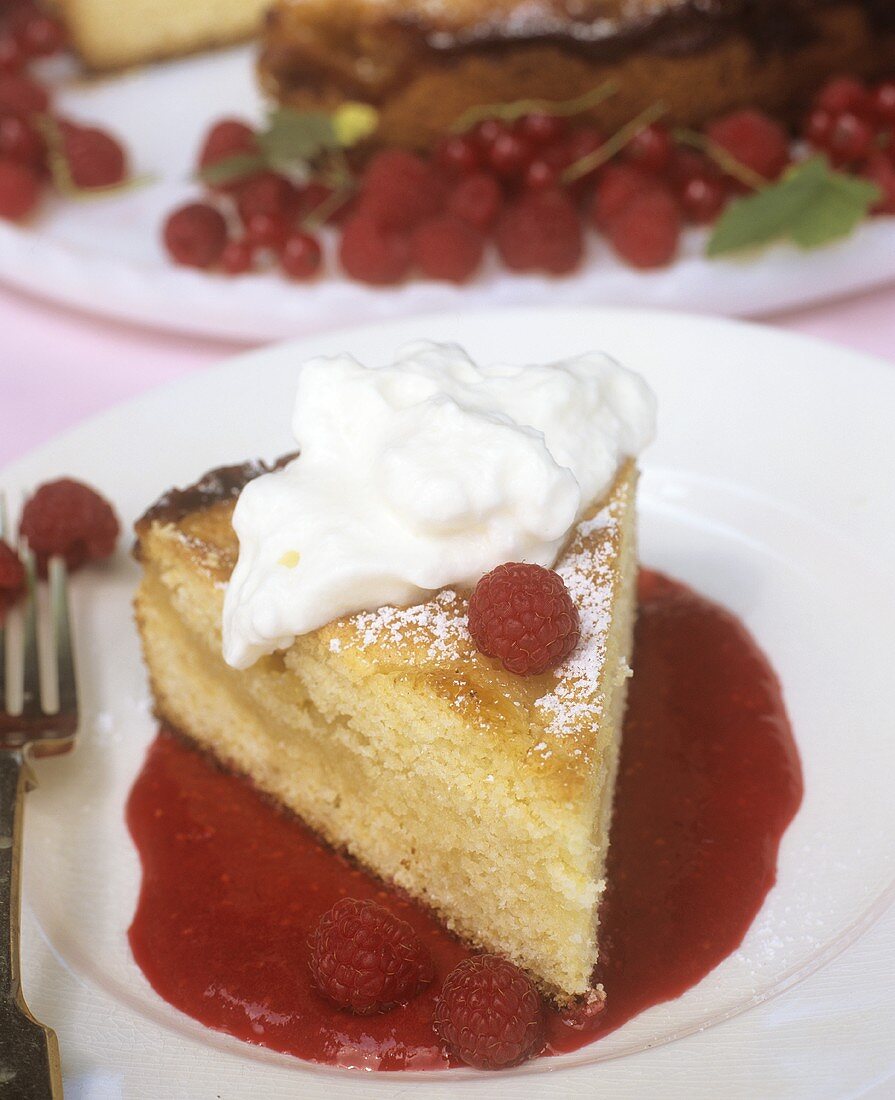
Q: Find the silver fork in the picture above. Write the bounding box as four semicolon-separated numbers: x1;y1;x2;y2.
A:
0;495;77;1099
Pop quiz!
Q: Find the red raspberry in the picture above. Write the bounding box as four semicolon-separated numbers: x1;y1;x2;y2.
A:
514;111;567;147
219;237;255;275
338;214;410;285
624;122;673;174
494;188;583;276
864;153;895;214
280;230;322;279
706;109;790;180
591;163;657;231
0;539;25;619
59;121;127;189
163;203;227;269
815;75;869;116
679;172;727;224
411;213;483;283
0;113;43;169
357;149;445;230
468;562;580;675
486;130;533;179
446;171;502;232
0;157;39;218
235;170;296;224
308;898;434;1015
434;955;544;1070
825;110;875;166
434;133;480;177
198;118;258;174
606;187;682;269
16;10;66;58
19;479;119;576
0;73;49;115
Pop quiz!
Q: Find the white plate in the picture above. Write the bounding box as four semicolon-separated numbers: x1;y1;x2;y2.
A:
2;47;895;342
4;307;895;1100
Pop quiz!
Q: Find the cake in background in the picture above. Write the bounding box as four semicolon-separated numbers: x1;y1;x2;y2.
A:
260;0;895;150
55;0;272;68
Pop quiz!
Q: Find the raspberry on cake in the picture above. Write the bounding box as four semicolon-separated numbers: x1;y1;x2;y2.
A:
133;341;655;1002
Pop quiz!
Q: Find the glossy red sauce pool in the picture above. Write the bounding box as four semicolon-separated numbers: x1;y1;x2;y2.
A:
127;570;803;1070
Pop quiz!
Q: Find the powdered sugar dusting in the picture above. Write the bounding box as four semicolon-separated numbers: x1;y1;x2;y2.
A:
535;500;620;736
348;589;468;661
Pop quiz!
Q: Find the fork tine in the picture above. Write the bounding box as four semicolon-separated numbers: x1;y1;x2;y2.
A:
49;556;76;719
20;545;41;718
0;492;7;712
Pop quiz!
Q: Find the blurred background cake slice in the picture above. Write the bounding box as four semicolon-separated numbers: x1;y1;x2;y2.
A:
260;0;895;150
57;0;273;68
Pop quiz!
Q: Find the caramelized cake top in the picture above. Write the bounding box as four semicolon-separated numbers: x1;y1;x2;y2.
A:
136;459;637;799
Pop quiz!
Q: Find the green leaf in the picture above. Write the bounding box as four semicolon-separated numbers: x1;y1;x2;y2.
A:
198;153;267;186
258;108;341;169
707;157;881;257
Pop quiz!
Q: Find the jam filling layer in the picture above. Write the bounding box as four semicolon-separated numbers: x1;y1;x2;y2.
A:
127;569;802;1071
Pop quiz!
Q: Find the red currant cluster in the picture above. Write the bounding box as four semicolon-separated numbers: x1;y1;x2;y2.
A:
803;75;895;213
0;0;128;221
162;119;335;278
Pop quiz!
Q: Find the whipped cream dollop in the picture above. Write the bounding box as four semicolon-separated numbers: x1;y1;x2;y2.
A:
222;341;656;669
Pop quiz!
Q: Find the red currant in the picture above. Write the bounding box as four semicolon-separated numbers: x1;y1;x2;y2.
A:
564;126;604;179
471;118;509;152
487;131;533;179
870;79;895;126
514;112;567;147
679;173;727;224
0;157;39;219
280;230;322;279
16;11;66;58
434;134;480;177
198;118;258;180
523;157;560;190
0;34;24;73
0;73;49;115
826;111;875;166
0;112;42;169
219;237;255;275
163;203;227;269
804;107;835;148
624;123;673;174
815;75;869;117
236;170;295;224
242;211;289;249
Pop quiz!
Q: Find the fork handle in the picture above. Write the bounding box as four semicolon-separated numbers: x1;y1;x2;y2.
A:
0;750;64;1098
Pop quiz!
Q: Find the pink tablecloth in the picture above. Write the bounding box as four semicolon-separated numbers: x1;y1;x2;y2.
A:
2;280;894;467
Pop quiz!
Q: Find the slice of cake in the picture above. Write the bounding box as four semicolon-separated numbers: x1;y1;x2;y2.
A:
260;0;895;150
57;0;273;69
133;341;655;1001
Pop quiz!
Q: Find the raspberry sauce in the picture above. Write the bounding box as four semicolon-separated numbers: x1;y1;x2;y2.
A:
126;570;802;1070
